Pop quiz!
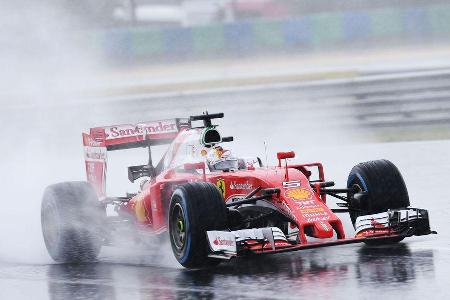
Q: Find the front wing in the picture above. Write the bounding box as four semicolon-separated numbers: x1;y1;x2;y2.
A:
206;208;435;259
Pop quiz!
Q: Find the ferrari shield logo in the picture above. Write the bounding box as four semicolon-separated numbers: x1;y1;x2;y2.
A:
216;178;226;198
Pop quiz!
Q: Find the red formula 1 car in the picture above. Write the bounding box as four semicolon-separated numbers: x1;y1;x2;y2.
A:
41;113;435;268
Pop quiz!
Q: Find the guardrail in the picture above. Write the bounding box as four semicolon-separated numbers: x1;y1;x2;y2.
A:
5;68;449;141
95;3;450;64
97;69;450;131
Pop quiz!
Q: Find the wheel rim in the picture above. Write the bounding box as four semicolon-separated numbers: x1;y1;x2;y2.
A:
353;183;363;193
350;183;368;224
170;203;186;253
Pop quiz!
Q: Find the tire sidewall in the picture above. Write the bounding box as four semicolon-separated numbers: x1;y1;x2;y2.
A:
347;169;371;225
41;182;104;262
168;188;193;265
168;182;227;268
41;191;63;260
347;160;410;235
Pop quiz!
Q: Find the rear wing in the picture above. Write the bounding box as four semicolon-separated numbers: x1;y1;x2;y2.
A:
83;118;189;197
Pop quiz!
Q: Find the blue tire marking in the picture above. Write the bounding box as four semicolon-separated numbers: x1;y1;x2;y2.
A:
347;174;355;187
356;173;368;192
347;172;368;192
179;194;191;264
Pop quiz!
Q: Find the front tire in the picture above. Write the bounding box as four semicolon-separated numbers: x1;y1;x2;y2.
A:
168;182;228;269
347;159;410;245
41;181;105;262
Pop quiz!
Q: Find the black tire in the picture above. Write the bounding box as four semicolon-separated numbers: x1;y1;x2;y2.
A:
347;160;410;245
168;182;228;269
41;181;105;262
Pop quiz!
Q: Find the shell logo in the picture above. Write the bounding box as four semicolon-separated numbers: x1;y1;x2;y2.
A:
285;188;312;201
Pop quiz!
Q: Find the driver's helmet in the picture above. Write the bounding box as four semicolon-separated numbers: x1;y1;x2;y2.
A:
207;145;239;171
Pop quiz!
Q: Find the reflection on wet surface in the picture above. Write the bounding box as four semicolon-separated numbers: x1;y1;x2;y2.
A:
356;245;432;285
47;264;115;300
37;243;437;300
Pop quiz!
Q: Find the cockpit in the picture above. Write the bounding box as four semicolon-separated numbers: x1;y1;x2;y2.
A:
127;113;262;187
160;126;261;174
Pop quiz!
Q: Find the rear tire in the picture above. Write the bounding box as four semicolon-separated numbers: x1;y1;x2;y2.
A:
168;182;228;269
41;181;105;262
347;159;410;245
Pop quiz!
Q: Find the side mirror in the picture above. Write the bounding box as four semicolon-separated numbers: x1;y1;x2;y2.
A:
277;151;295;160
222;136;234;143
277;151;296;174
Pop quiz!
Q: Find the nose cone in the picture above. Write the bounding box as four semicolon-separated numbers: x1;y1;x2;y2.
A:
311;221;334;239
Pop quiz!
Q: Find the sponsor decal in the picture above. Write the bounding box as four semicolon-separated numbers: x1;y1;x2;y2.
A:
85;161;106;197
207;231;237;253
285;188;312;201
216;178;226;198
371;218;386;229
296;203;322;210
213;237;234;246
104;120;177;139
283;180;301;188
302;212;328;218
307;216;331;222
356;228;391;237
293;199;315;207
319;221;331;231
82;133;104;147
84;146;107;160
300;207;325;214
230;181;253;190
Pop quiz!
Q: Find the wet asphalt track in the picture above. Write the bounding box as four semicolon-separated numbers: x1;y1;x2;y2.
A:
1;70;450;300
1;138;449;300
0;242;440;300
0;223;444;300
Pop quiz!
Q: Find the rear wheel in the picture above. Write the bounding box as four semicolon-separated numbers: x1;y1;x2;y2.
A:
41;181;105;262
347;159;410;245
168;182;228;269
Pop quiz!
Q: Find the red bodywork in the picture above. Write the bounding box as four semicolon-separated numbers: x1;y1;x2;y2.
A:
128;165;346;241
82;117;406;255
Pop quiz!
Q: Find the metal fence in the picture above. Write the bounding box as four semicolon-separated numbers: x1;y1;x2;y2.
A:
93;68;450;132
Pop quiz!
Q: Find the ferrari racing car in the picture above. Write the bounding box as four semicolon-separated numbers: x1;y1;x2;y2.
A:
41;113;435;268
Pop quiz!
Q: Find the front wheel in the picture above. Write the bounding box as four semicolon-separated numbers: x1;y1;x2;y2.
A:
168;182;228;269
347;159;410;245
